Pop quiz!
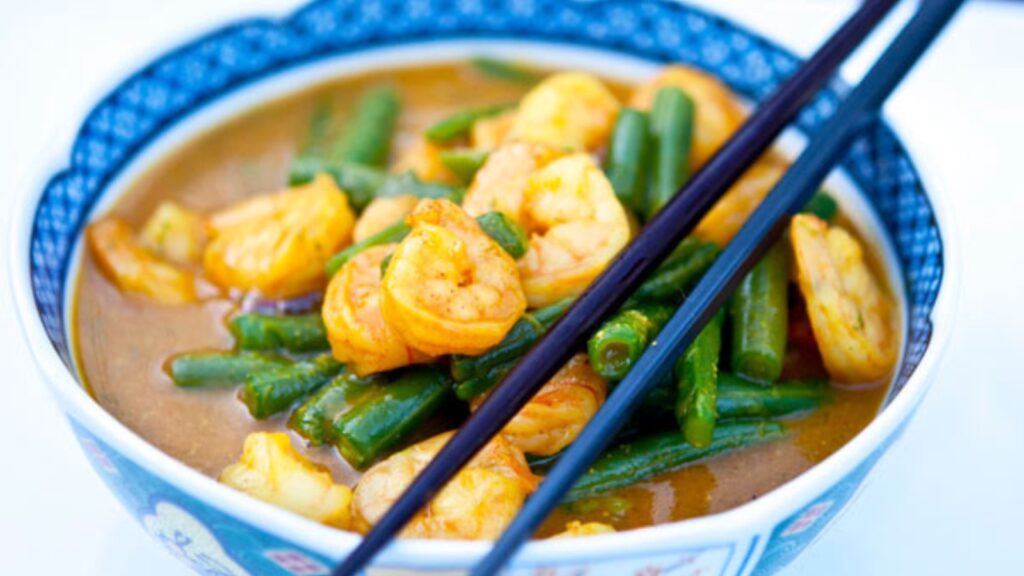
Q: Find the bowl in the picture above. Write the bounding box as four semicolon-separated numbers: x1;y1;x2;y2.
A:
9;1;957;574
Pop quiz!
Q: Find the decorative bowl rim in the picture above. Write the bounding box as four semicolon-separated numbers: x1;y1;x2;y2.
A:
7;0;960;568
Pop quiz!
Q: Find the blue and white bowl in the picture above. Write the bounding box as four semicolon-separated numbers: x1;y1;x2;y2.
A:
10;1;958;575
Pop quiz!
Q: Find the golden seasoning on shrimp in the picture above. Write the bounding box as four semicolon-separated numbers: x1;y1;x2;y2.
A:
462;141;565;221
381;198;527;356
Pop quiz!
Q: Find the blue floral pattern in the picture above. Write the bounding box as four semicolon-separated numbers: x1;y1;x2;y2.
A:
27;1;945;574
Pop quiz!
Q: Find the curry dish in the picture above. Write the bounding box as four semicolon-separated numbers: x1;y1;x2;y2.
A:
74;60;898;539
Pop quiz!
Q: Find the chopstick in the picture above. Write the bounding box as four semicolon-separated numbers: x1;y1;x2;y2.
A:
332;1;905;574
471;1;965;573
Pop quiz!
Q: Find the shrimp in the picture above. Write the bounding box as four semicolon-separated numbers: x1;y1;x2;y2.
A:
693;160;786;246
322;244;431;376
508;72;621;152
518;154;632;307
203;174;356;298
549;521;616;539
219;432;352;529
351;431;539;539
138;201;207;264
790;214;898;383
473;354;607;456
381;199;527;356
392;137;459;185
630;65;745;169
461;141;565;221
471;108;518;150
86;217;196;304
353;195;419;242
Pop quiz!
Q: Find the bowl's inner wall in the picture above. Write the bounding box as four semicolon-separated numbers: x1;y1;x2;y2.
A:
28;0;942;406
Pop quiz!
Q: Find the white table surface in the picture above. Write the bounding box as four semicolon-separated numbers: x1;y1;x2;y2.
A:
1;1;1021;574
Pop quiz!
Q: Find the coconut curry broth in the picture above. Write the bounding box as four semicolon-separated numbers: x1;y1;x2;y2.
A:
73;62;891;532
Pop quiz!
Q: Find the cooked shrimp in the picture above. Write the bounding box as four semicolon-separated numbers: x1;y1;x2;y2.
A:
219;432;352;528
322;244;431;376
87;218;196;304
392;137;459;185
550;521;616;539
138;201;207;264
462;141;565;220
381;199;527;356
630;65;745;169
353;195;419;242
518;154;632;307
693;160;786;246
203;174;355;298
351;431;538;539
474;354;607;456
471;108;518;150
790;214;898;383
509;72;620;152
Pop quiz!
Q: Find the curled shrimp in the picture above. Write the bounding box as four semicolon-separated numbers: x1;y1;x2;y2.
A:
462;142;565;221
790;214;898;383
352;195;419;242
509;72;621;152
694;160;786;246
86;217;197;305
630;65;745;169
474;354;607;456
392;137;460;185
203;174;356;298
351;431;538;539
322;244;431;376
381;199;527;356
471;108;518;150
518;153;632;307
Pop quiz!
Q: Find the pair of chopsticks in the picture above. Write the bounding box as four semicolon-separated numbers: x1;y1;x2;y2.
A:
334;1;964;574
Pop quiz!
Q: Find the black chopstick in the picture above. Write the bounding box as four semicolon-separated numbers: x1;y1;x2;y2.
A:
472;1;965;573
331;1;903;574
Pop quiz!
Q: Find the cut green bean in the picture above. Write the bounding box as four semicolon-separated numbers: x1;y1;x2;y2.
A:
475;211;528;258
325;220;410;277
289;371;382;446
717;373;829;419
469;56;541;85
565;421;786;501
450;298;574;383
168;351;288;388
439;149;489;184
330;86;400;168
801;190;839;222
605;108;651;213
675;309;724;448
454;360;514;401
332;366;453;469
646;87;695;217
230;313;328;353
290;160;463;212
239;354;343;419
730;240;789;383
587;303;675;381
627;240;720;305
379;253;393;277
425;104;514;144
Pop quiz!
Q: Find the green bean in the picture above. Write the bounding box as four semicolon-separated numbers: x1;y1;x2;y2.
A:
730;240;789;383
300;99;334;158
332;366;453;469
325;220;410;277
289;371;383;446
450;298;574;383
717;373;829;419
801;190;839;222
587;303;675;381
168;351;288;388
469;56;541;85
230;313;328;353
425;104;514;144
646;87;695;217
675;308;724;448
239;354;342;419
379;253;393;277
330;86;400;168
290;160;463;212
626;240;719;305
439;149;489;184
375;171;465;205
565;421;786;501
454;360;514;401
605;108;651;213
475;211;528;258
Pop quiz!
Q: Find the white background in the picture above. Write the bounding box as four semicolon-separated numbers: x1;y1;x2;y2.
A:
1;1;1021;574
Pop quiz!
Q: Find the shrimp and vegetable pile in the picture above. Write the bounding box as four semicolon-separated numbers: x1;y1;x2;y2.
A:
76;60;900;539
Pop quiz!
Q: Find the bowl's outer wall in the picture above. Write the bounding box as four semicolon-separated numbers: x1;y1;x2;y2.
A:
22;1;945;575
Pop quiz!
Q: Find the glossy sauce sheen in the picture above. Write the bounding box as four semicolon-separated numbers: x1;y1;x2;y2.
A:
73;63;889;533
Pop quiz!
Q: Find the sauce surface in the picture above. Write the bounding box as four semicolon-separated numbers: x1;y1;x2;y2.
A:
73;63;890;533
